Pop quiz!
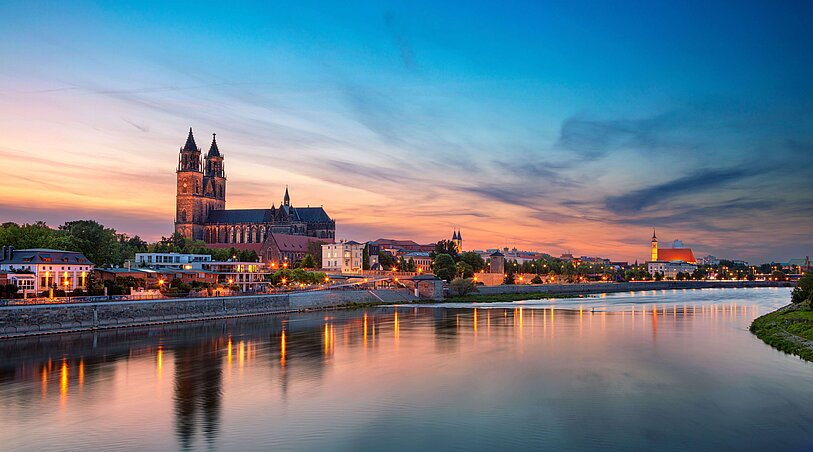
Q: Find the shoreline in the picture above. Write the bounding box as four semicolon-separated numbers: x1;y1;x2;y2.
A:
0;281;790;339
750;303;813;362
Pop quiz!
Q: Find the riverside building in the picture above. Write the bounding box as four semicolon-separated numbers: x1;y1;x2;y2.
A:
0;246;93;296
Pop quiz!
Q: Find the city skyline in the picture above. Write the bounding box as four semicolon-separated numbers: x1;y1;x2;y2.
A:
1;1;812;263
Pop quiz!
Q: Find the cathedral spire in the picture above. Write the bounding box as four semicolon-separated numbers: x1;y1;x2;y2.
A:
207;133;221;158
178;127;201;172
183;127;198;153
283;185;290;207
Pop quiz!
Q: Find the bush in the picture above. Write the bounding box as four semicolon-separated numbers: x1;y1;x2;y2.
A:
531;275;543;284
450;277;476;296
433;254;457;281
792;272;813;306
455;261;473;279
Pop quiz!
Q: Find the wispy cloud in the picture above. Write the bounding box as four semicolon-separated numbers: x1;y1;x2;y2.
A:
384;11;416;70
604;168;757;215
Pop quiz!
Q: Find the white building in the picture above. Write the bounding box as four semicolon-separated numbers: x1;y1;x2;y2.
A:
0;247;93;296
401;252;433;273
134;252;213;270
201;261;267;292
322;241;364;274
699;255;720;266
647;261;697;279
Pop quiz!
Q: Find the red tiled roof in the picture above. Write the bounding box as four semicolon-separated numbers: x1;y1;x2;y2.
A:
657;248;696;263
272;234;324;252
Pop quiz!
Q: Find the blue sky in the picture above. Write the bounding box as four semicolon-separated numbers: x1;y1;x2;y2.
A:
0;0;811;262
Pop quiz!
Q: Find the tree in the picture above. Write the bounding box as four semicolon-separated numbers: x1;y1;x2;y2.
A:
531;275;543;284
432;254;456;281
459;251;485;273
455;261;473;279
450;277;476;296
503;273;516;285
378;251;397;271
398;256;416;272
300;254;317;269
307;241;323;267
59;220;119;266
433;240;459;260
791;272;813;305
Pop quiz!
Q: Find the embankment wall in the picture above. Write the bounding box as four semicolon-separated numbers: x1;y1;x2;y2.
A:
0;289;394;338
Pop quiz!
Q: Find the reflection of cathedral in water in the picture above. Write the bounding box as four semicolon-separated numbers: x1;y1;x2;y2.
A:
173;341;224;450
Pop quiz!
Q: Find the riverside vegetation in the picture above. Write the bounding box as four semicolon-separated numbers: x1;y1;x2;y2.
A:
750;272;813;362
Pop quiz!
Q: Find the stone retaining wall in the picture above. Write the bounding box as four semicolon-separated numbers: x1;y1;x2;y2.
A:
0;289;402;338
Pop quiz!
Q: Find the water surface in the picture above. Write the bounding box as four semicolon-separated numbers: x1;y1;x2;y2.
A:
1;287;811;451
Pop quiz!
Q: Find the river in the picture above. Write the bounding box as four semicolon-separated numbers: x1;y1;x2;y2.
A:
0;287;810;451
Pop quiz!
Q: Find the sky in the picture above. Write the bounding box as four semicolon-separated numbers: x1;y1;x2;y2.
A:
0;0;812;263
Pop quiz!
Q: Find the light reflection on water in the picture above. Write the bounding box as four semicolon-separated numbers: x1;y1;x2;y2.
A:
0;287;811;451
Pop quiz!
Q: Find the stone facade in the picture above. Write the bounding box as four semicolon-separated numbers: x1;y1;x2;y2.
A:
173;128;335;262
0;289;411;338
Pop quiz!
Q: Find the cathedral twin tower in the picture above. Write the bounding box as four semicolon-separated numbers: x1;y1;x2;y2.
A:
175;128;226;241
174;128;336;249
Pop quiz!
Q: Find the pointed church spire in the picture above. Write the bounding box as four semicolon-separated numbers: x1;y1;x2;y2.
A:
652;228;657;240
207;133;221;157
183;127;198;153
179;127;201;172
283;185;290;207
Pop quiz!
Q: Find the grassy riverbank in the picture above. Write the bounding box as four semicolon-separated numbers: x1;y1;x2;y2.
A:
750;303;813;362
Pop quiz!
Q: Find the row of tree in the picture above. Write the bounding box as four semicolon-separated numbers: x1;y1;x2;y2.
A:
0;221;148;267
0;222;264;267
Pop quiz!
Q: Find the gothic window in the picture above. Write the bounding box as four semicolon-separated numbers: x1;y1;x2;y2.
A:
182;182;188;194
181;209;188;222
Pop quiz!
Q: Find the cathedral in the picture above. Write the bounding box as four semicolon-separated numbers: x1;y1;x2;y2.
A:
174;128;335;262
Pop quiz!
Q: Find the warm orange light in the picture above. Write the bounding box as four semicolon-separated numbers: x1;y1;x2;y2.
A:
281;278;287;284
280;330;286;367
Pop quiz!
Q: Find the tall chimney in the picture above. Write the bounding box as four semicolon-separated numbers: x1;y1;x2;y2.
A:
1;246;6;261
7;246;13;260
